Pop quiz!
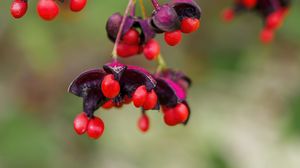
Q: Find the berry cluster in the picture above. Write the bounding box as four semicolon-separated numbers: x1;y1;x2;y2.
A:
106;0;202;60
69;0;200;139
69;62;191;138
222;0;291;43
10;0;87;20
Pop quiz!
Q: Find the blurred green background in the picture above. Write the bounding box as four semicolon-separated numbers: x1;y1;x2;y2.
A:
1;0;300;168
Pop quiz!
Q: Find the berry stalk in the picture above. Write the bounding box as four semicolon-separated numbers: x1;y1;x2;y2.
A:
151;0;160;10
112;0;135;59
139;0;147;18
156;54;167;72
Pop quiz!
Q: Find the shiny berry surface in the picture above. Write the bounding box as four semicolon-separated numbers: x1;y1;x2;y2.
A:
101;74;120;98
133;85;147;107
122;28;140;45
143;90;158;110
70;0;87;12
10;0;28;19
143;39;160;60
37;0;59;21
163;108;178;126
73;112;89;135
117;42;139;57
87;117;105;139
174;103;189;123
181;18;200;34
138;114;149;132
164;31;182;46
102;100;114;109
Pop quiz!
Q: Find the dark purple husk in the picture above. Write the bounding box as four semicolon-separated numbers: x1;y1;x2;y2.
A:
68;69;108;117
106;13;135;42
169;0;202;20
106;13;155;44
151;5;180;32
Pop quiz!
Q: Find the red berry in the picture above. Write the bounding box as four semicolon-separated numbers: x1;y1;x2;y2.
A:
222;8;235;22
266;12;282;30
102;100;114;109
143;39;160;60
37;0;59;21
73;112;89;135
132;85;147;107
138;114;149;132
70;0;87;12
181;18;200;33
143;90;158;110
101;74;120;98
260;28;274;44
163;108;178;126
10;0;28;19
164;30;182;46
87;116;105;139
242;0;257;9
173;103;189;123
122;28;140;45
117;42;140;58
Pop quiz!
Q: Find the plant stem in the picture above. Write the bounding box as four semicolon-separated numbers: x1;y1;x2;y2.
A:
151;0;160;10
156;54;167;72
112;0;134;60
139;0;147;18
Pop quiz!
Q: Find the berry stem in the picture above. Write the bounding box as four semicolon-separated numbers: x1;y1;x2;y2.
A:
151;0;160;10
130;0;136;16
112;0;135;59
156;54;167;72
139;0;147;18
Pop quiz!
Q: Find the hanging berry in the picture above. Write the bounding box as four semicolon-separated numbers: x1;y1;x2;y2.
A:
10;0;88;20
222;0;291;43
68;0;198;140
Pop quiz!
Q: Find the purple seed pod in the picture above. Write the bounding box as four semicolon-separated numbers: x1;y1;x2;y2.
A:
169;0;202;21
68;69;108;117
156;69;191;91
153;69;192;124
151;5;180;32
68;62;157;116
106;13;135;42
106;13;155;44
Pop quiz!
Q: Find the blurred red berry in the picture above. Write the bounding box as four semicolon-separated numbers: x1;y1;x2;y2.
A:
102;100;114;109
87;116;105;139
70;0;87;12
143;39;160;60
133;85;147;107
10;0;28;19
164;30;182;46
163;108;178;126
222;8;235;22
122;28;140;45
260;28;274;44
143;90;158;110
73;112;89;135
173;103;189;123
37;0;59;21
266;12;282;30
181;18;200;33
117;42;140;57
101;74;120;98
138;114;150;132
242;0;257;9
